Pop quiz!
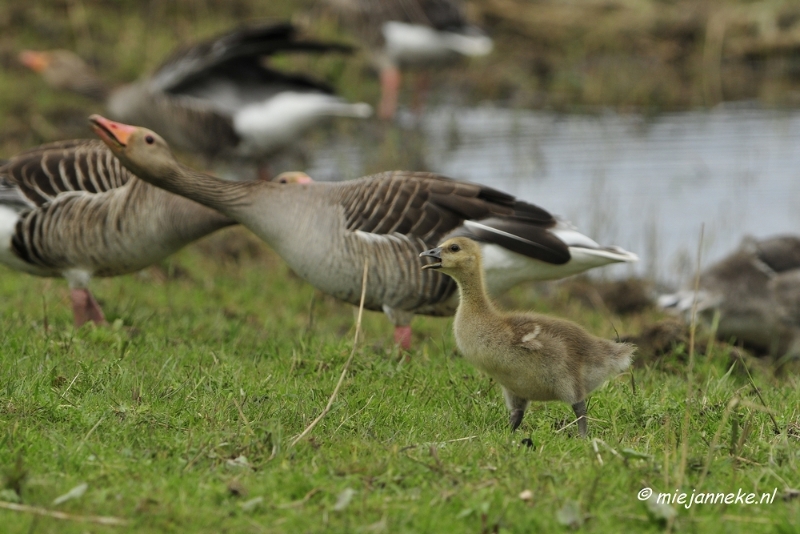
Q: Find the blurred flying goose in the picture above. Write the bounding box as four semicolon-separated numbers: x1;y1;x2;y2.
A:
420;237;635;435
0;140;234;326
659;235;800;360
19;22;371;168
323;0;493;118
91;115;638;348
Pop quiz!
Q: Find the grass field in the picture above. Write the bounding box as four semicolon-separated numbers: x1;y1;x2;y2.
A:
1;228;798;533
2;0;800;531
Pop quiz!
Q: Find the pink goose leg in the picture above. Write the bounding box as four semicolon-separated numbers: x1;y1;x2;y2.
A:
393;325;413;351
71;288;107;327
379;65;402;120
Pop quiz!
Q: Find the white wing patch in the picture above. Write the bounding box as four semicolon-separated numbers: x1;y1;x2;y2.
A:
520;325;543;350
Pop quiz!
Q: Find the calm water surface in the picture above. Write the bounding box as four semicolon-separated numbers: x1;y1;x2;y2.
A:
308;106;800;287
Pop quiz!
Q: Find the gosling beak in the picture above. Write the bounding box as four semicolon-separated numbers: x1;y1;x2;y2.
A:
19;50;49;72
419;246;443;270
89;115;137;148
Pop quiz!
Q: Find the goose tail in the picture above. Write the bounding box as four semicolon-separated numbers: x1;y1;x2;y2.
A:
551;226;638;269
657;289;718;315
324;100;373;119
443;30;494;57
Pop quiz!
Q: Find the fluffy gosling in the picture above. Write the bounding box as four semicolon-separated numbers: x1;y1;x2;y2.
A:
420;237;635;436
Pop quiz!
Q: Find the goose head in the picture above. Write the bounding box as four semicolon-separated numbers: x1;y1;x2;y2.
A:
271;171;314;184
20;50;105;98
90;115;177;183
420;237;482;278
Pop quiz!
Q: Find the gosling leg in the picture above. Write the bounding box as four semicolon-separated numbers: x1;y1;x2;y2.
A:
572;400;587;438
502;387;529;432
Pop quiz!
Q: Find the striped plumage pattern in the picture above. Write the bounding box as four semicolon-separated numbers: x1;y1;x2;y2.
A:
0;140;234;324
7;140;130;206
328;171;571;315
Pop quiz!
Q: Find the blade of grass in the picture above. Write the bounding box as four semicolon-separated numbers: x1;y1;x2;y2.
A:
289;259;368;448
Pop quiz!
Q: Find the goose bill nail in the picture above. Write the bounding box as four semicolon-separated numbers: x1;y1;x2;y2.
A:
89;115;136;147
420;247;442;270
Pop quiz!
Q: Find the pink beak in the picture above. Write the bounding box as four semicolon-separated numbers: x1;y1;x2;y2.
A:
89;115;138;147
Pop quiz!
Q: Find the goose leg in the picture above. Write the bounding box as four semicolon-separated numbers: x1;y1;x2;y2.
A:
71;288;106;327
383;306;414;351
502;387;529;431
379;65;402;120
572;400;588;438
393;326;413;351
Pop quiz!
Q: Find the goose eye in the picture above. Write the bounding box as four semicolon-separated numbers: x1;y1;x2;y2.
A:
449;244;460;252
145;135;154;145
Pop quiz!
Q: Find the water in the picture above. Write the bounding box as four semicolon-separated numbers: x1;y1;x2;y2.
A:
307;105;800;287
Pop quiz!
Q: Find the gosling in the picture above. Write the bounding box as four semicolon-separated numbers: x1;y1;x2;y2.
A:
420;237;635;437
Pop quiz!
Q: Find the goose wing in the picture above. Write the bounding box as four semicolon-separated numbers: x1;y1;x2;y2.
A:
337;171;570;264
150;22;351;97
135;23;358;157
1;140;131;207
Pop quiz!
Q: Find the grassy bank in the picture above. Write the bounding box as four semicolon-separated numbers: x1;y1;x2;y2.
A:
1;228;799;532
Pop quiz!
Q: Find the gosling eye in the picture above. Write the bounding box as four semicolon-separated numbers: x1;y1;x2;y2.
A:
144;135;154;145
278;178;288;183
449;243;460;252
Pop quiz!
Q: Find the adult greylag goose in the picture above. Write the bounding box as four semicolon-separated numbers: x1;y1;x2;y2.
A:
19;22;371;168
323;0;493;118
420;237;635;436
90;115;638;349
659;235;800;361
0;140;234;327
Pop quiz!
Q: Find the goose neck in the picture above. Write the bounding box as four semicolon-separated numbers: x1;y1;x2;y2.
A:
148;163;266;218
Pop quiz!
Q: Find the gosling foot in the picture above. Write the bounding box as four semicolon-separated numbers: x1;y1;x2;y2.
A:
572;400;588;438
509;408;525;431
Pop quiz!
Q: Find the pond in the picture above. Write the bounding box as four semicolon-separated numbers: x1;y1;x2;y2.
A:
307;105;800;287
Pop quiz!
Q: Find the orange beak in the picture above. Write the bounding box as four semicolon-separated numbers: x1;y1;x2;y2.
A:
19;50;50;72
89;115;138;148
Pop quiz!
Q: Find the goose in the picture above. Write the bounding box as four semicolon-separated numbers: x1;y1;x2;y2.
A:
19;22;372;170
0;140;234;327
659;235;800;361
420;237;635;436
90;115;638;349
323;0;493;118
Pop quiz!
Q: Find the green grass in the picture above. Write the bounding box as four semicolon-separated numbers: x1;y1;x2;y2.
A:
1;228;799;533
2;1;800;531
